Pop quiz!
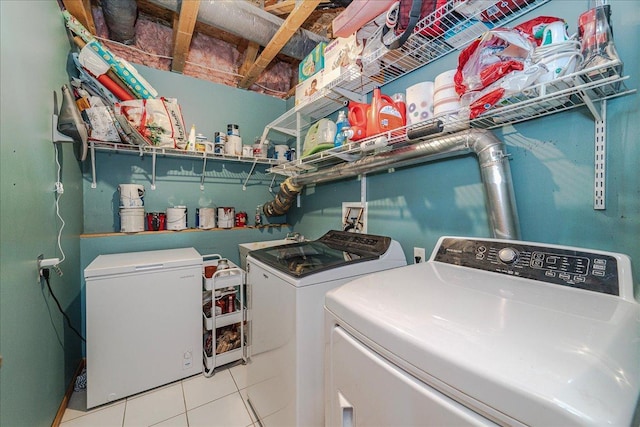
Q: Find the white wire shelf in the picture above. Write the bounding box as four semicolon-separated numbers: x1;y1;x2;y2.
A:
268;59;634;177
262;0;552;142
88;141;280;190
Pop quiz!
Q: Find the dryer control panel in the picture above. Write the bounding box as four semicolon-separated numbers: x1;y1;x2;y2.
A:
433;237;622;296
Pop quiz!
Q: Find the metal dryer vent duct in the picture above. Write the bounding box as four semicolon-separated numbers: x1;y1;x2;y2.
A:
101;0;138;45
263;129;521;240
146;0;328;60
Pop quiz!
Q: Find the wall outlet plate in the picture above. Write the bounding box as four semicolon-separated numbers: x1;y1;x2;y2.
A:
342;202;367;233
413;247;426;263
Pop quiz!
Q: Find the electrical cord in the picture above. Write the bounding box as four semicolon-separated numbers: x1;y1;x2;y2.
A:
54;144;66;266
42;268;85;342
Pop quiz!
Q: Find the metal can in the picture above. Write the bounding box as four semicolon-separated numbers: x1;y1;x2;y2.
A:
235;211;247;227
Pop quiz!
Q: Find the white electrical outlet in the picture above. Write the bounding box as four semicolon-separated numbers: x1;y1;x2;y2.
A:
413;247;426;264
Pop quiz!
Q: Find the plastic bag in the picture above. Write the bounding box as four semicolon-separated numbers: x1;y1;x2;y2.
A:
454;28;534;96
454;16;563;96
116;98;187;148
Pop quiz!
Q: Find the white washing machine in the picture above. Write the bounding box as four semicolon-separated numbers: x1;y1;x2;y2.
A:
245;230;407;427
325;236;640;426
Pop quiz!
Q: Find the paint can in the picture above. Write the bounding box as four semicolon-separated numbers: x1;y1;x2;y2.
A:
146;212;166;231
274;145;289;162
227;124;240;137
217;207;235;228
196;207;216;229
119;207;144;233
166;206;188;231
226;135;242;155
118;184;144;208
235;211;248;227
242;145;254;157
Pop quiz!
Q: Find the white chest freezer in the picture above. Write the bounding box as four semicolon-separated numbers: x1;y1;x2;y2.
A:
84;247;203;408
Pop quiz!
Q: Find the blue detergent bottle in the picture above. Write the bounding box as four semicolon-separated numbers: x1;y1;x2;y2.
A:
334;110;350;147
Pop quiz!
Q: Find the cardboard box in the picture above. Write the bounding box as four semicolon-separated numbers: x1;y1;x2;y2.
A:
295;69;324;107
299;42;327;82
323;33;362;86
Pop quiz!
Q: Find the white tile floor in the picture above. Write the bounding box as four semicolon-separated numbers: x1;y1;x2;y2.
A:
60;362;257;427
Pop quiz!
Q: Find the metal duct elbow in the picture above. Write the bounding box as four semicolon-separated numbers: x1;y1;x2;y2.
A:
101;0;138;45
263;129;520;240
147;0;328;60
262;178;303;217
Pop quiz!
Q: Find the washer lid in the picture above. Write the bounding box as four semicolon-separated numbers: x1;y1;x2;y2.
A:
325;261;640;426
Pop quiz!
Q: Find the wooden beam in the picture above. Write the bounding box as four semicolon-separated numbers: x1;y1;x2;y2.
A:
239;42;261;78
238;0;322;89
265;0;330;16
61;0;96;35
171;0;200;73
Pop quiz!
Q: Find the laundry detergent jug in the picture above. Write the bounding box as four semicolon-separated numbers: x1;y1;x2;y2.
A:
366;87;406;138
347;101;368;141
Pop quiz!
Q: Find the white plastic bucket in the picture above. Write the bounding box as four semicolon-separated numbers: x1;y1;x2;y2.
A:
197;207;216;229
217;207;235;229
118;184;144;208
405;81;434;125
119;207;144;233
166;206;187;231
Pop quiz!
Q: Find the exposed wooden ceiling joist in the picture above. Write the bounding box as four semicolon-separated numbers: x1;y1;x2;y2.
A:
238;0;322;89
239;42;261;78
265;0;331;16
171;0;200;73
62;0;96;35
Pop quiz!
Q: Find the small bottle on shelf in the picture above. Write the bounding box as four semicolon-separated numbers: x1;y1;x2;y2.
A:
214;290;225;315
334;110;350;148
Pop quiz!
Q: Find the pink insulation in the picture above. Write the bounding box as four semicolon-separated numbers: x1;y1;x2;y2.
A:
90;6;293;98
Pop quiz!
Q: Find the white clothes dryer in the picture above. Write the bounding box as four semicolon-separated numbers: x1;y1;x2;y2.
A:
245;230;406;427
325;236;640;426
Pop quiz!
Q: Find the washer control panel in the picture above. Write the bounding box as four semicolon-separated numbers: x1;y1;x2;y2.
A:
433;237;620;296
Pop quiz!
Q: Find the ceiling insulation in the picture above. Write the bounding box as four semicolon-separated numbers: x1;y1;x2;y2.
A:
65;0;346;98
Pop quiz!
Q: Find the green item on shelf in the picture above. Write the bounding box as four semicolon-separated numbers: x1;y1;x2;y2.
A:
302;118;337;158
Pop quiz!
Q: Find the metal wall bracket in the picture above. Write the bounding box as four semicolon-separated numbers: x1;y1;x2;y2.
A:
594;100;607;210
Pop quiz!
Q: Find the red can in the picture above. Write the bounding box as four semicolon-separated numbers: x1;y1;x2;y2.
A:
146;212;166;231
235;211;248;227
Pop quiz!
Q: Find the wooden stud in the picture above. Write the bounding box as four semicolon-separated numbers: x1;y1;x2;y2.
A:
171;0;201;73
238;0;322;89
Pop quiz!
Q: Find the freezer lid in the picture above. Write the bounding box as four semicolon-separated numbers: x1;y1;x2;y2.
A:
324;261;640;426
84;247;202;278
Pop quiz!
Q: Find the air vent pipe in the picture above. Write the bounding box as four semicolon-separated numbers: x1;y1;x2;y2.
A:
146;0;328;60
263;129;521;240
101;0;138;45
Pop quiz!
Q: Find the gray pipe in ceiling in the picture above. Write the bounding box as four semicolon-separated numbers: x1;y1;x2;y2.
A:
264;129;521;240
146;0;329;60
101;0;138;45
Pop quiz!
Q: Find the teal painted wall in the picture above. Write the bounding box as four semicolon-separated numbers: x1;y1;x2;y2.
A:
83;64;289;234
0;2;84;426
289;0;640;294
